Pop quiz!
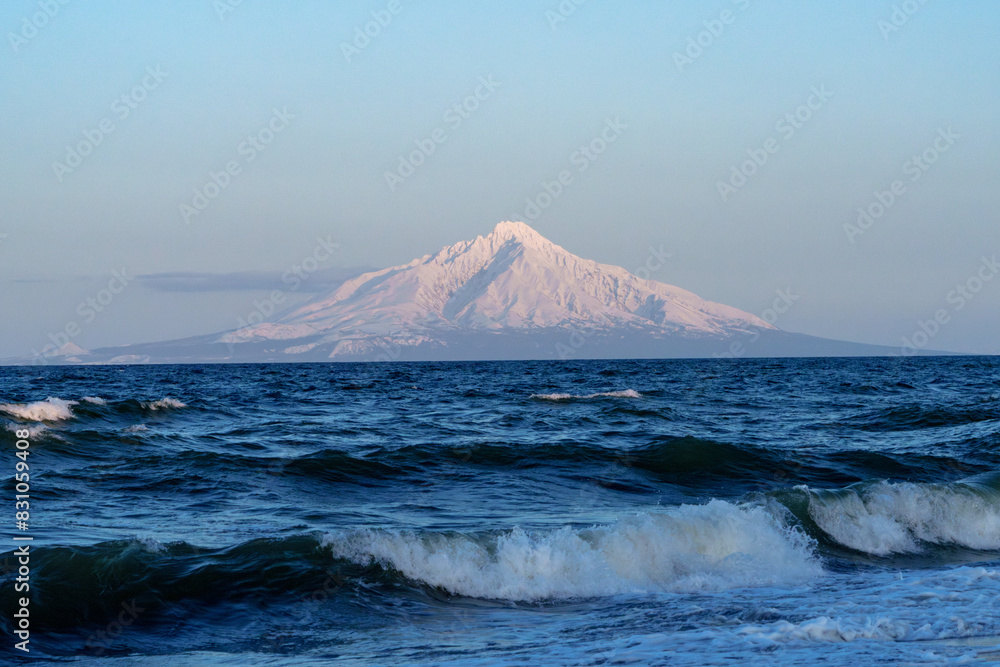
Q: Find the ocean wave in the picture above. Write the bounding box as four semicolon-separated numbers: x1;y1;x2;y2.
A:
142;397;187;410
795;478;1000;555
739;566;1000;648
34;436;954;490
19;438;786;487
0;535;335;633
0;396;188;422
836;404;1000;432
5;423;49;438
0;397;77;421
382;437;775;479
742;615;912;644
530;389;642;401
322;500;821;601
361;438;958;489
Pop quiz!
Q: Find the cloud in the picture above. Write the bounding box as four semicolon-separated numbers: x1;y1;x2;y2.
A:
137;267;372;293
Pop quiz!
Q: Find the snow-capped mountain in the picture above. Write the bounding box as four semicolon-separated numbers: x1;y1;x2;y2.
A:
215;221;773;358
8;221;917;365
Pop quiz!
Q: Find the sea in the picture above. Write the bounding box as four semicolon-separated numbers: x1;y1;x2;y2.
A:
2;356;1000;665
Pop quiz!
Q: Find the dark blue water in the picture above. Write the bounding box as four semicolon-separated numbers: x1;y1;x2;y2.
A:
2;357;1000;665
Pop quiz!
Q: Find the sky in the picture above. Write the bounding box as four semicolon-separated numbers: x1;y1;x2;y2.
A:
1;0;998;358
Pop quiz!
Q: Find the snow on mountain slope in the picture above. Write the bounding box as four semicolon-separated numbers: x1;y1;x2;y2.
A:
214;221;774;356
0;220;936;365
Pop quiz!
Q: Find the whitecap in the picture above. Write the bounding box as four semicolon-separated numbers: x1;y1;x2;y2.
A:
741;615;912;644
802;480;1000;555
142;397;187;410
0;397;77;422
5;423;48;438
531;389;642;401
323;500;821;601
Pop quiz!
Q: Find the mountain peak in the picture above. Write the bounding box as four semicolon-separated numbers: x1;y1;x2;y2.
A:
13;220;920;364
270;219;774;341
487;220;547;247
214;220;779;359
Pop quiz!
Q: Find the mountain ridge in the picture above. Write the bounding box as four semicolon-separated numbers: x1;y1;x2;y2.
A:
6;221;936;364
259;220;774;343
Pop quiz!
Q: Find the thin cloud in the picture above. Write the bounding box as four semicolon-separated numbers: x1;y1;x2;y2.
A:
137;267;372;293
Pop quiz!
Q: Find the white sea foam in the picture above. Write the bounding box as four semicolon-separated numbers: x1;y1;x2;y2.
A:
125;537;167;554
589;566;1000;665
0;397;77;422
123;424;148;433
143;397;187;410
530;389;642;401
742;615;912;644
6;423;48;438
803;480;1000;555
739;566;1000;646
80;396;107;405
323;500;821;601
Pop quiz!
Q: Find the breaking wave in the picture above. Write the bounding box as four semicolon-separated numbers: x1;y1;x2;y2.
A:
323;500;821;601
788;477;1000;556
0;397;77;421
0;396;188;423
743;616;915;644
5;423;48;438
142;397;187;410
530;389;642;401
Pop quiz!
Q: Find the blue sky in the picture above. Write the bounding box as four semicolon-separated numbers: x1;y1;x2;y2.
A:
2;0;998;357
